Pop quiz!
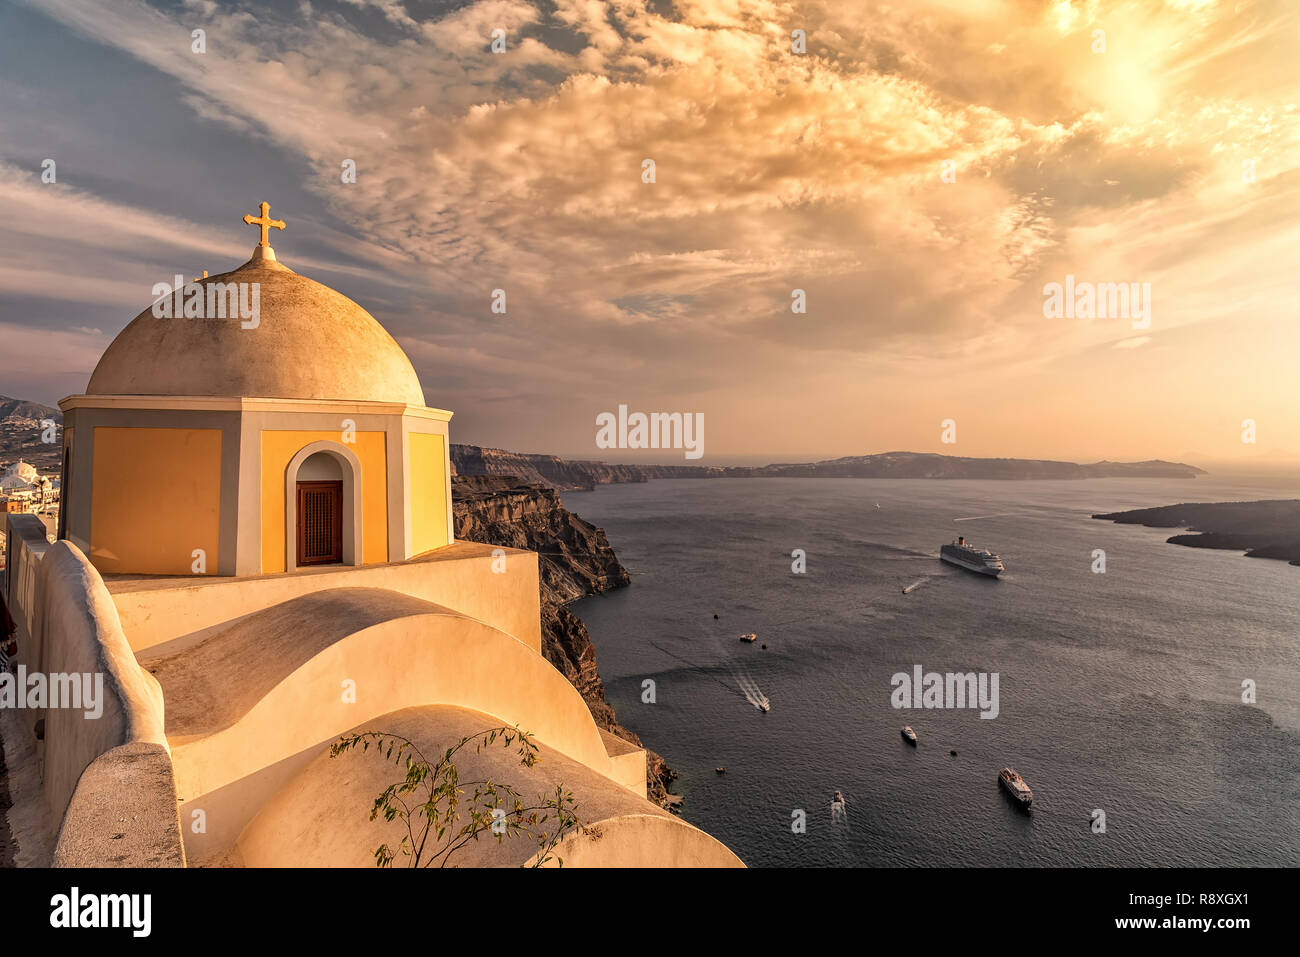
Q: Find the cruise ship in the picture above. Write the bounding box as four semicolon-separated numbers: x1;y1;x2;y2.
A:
940;536;1004;578
999;768;1033;807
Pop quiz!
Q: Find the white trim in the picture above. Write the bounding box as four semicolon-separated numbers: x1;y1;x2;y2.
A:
283;441;363;572
59;394;453;422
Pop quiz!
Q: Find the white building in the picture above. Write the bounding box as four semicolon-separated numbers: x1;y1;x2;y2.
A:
0;460;59;513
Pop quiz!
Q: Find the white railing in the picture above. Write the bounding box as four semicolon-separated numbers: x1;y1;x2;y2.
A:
3;513;52;649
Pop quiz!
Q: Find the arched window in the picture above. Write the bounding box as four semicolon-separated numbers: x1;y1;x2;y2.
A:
297;451;343;482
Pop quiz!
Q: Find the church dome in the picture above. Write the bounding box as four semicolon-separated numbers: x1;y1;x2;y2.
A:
88;247;427;406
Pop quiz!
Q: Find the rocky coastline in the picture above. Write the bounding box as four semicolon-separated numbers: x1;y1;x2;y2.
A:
451;475;678;806
1093;500;1300;566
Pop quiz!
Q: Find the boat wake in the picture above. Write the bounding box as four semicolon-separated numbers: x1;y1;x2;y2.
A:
831;790;848;826
733;668;771;712
902;572;945;595
856;541;935;560
649;640;769;713
649;630;773;712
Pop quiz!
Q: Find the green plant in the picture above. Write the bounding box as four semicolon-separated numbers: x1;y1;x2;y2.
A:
330;726;581;868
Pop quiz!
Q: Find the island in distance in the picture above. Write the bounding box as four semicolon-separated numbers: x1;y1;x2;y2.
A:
1094;500;1300;566
452;446;1206;491
2;395;1205;489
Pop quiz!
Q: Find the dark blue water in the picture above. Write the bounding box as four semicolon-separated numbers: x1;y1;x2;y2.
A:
568;477;1300;867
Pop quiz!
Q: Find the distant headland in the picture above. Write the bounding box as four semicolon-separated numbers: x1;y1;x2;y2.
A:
453;445;1206;492
0;396;1206;492
1093;500;1300;566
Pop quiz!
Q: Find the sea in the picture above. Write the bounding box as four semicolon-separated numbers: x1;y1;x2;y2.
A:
566;476;1300;867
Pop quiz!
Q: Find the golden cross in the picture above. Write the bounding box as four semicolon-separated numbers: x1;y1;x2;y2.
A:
242;201;286;246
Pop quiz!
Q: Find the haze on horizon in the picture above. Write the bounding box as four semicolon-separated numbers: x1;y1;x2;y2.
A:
1;0;1297;467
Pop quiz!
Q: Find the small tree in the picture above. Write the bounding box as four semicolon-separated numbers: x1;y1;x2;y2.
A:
330;726;581;868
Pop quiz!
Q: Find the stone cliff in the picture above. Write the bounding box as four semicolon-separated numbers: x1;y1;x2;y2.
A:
451;444;674;491
451;475;677;806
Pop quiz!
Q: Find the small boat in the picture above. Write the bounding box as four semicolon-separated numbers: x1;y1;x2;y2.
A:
739;633;757;643
831;790;847;822
901;725;917;744
756;700;770;713
874;503;881;509
999;767;1033;808
715;767;726;774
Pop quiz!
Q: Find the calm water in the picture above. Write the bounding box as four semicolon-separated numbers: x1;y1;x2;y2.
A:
568;477;1300;867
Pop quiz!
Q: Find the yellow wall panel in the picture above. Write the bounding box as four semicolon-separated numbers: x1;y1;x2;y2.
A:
91;427;222;575
260;431;388;573
409;431;449;555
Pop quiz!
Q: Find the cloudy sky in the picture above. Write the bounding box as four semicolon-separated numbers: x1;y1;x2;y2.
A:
1;0;1296;465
